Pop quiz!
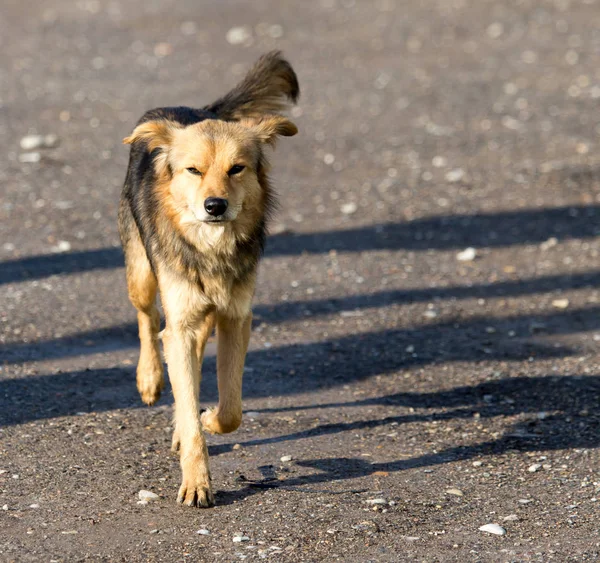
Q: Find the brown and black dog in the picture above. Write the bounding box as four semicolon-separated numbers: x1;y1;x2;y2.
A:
118;52;299;507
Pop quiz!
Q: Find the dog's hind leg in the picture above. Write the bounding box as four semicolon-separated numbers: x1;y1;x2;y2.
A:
171;310;215;453
121;218;164;405
201;312;251;435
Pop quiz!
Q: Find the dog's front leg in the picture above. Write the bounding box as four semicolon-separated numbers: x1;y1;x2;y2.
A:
202;312;251;435
162;326;214;507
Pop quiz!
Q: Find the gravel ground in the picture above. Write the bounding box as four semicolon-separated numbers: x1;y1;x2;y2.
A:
3;0;600;561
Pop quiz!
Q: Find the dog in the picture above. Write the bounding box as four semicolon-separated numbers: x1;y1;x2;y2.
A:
118;51;299;507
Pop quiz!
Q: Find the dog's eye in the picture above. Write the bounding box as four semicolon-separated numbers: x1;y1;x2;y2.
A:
186;167;202;176
228;164;245;176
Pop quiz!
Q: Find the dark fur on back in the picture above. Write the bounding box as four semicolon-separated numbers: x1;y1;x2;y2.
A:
119;52;298;289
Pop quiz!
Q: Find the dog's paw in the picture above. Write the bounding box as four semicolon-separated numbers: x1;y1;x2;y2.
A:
177;472;214;508
201;407;242;435
136;360;164;405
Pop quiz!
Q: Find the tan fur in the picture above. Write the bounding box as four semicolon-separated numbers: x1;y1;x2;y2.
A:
121;113;297;508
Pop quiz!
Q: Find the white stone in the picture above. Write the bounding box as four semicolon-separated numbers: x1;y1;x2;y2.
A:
138;490;160;501
280;455;292;462
51;240;72;253
478;523;506;536
456;247;476;262
233;535;250;543
446;488;463;497
552;298;569;309
528;463;542;473
365;498;387;505
197;529;210;535
19;152;41;163
20;134;58;150
445;168;464;183
226;26;252;45
340;202;357;215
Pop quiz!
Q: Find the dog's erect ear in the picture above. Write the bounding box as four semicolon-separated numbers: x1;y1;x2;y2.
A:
123;120;182;177
241;115;298;146
123;120;181;151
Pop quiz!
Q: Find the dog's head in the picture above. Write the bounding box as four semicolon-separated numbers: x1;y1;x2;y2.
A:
123;116;297;226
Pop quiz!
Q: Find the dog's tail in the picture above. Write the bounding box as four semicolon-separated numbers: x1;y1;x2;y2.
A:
204;51;299;120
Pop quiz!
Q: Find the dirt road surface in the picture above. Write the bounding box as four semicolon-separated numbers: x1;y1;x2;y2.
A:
2;1;600;561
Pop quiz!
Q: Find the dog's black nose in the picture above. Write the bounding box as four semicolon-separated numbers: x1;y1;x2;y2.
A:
204;197;228;217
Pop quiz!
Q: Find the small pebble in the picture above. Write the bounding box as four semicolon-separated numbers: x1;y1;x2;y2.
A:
19;152;41;163
365;498;387;505
29;504;40;509
280;455;292;462
445;168;464;183
20;134;58;150
503;514;519;522
518;498;532;504
478;523;506;536
456;247;477;262
138;490;160;501
226;26;252;45
51;240;71;253
472;461;483;467
540;237;558;251
340;202;357;215
233;535;250;543
197;529;210;535
446;488;464;497
552;298;569;309
1;505;8;511
528;464;542;473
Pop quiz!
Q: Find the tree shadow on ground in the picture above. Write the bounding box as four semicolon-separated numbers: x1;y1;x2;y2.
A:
0;305;580;426
2;270;600;364
215;374;600;504
1;203;598;284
